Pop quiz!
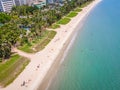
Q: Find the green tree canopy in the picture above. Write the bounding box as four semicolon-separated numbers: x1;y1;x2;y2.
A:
0;13;11;23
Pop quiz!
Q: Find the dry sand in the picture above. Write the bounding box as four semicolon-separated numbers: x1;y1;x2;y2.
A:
1;0;102;90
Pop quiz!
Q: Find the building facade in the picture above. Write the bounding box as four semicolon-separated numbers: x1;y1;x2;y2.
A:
14;0;20;6
46;0;62;4
19;0;27;5
0;0;62;12
0;0;15;12
0;0;28;12
0;1;3;12
14;0;27;6
26;0;35;6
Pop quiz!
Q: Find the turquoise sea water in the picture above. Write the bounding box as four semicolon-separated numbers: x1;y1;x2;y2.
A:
48;0;120;90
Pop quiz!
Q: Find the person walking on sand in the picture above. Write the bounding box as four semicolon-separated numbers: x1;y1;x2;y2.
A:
23;81;25;86
37;64;40;68
21;81;25;86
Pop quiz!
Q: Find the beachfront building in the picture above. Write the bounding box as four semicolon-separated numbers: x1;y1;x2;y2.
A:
0;0;28;12
14;0;27;6
0;0;15;12
14;0;20;6
33;0;46;9
23;0;46;8
26;0;33;6
26;0;43;6
46;0;63;4
54;0;62;3
0;0;63;12
0;1;3;12
19;0;27;5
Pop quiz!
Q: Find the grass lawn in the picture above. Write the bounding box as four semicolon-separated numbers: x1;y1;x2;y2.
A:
34;30;56;51
74;8;82;12
18;30;56;53
57;18;71;25
67;12;78;18
0;54;30;87
18;43;33;53
50;24;60;29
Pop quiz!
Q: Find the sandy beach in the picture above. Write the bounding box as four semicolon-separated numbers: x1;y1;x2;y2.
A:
1;0;101;90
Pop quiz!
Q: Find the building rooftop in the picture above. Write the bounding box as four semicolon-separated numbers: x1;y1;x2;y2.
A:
33;0;46;8
33;0;46;4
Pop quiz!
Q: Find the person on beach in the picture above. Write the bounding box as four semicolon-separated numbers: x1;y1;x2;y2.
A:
37;64;40;68
54;38;60;42
21;81;25;86
23;81;25;86
36;64;40;70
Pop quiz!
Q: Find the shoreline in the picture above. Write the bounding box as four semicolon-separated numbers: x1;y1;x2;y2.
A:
37;6;88;90
1;0;101;90
37;0;102;90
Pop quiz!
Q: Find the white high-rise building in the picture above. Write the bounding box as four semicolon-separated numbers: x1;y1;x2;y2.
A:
14;0;27;6
19;0;27;5
0;0;15;12
26;0;37;6
26;0;46;6
0;0;48;12
0;0;28;12
14;0;20;6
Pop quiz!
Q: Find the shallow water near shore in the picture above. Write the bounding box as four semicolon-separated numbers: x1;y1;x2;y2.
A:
47;0;120;90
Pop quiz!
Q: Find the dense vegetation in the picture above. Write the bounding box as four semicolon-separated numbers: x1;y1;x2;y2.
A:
0;13;11;23
0;0;93;61
18;30;56;53
12;5;38;16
